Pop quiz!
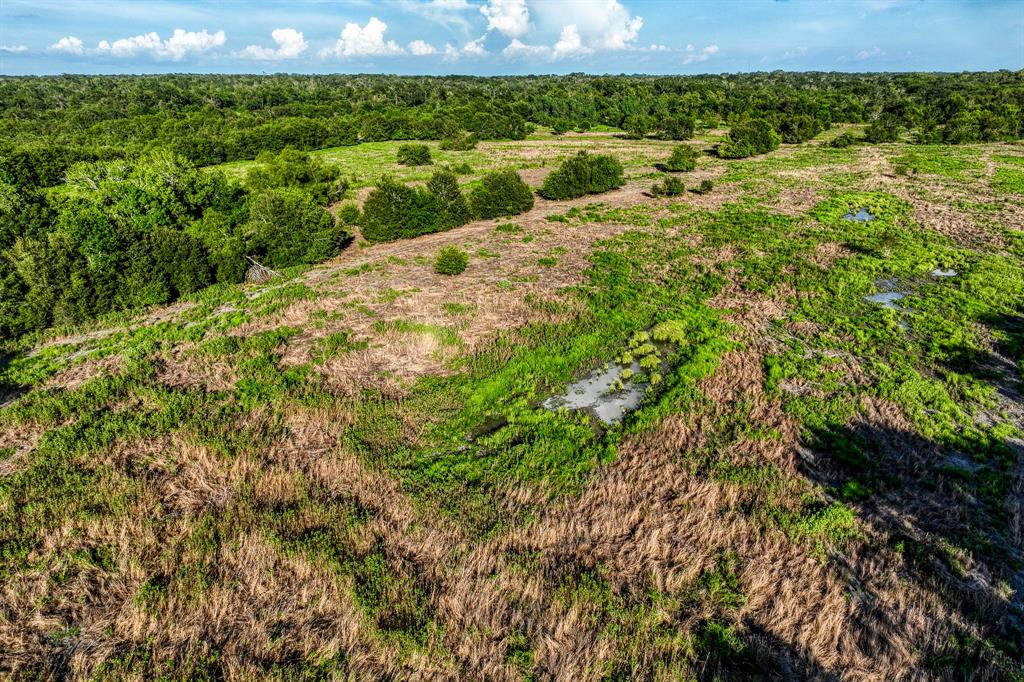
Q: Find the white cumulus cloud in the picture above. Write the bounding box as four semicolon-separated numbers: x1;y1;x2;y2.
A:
531;0;645;55
239;28;308;60
89;29;225;60
553;24;590;58
49;36;85;54
322;17;404;58
681;43;719;64
502;38;549;58
408;40;437;55
480;0;530;38
444;35;488;61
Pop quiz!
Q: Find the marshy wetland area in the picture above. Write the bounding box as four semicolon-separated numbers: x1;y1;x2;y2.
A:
1;81;1024;680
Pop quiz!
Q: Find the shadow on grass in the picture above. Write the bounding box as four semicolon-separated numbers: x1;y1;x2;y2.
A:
0;348;28;409
799;416;1024;676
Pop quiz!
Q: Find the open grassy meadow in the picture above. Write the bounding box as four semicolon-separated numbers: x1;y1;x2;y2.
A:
2;126;1023;679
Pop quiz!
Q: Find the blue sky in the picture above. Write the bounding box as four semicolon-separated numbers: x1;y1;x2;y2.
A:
1;0;1021;75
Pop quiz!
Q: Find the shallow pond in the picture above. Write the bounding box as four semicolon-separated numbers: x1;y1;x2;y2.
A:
843;207;875;222
542;359;647;424
865;277;911;312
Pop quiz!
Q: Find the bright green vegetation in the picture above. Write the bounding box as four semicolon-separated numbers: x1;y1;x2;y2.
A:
469;169;535;218
662;144;699;172
434;246;469;276
992;166;1024;194
891;146;985;178
1;73;1023;681
396;143;433;166
717;119;782;159
540;151;625;199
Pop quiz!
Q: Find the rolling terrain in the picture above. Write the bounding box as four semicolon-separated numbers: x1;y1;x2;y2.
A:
2;128;1024;680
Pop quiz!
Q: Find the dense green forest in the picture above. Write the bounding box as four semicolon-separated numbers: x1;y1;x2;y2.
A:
0;72;1021;344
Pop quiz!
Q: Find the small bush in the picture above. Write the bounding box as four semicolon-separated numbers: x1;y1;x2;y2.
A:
829;131;859;148
427;169;471;230
361;177;437;243
448;162;474;175
396;144;432;166
718;119;781;159
656;115;695;141
470;170;534;219
439;133;478;151
337;203;361;225
694;179;713;195
651;177;685;197
663;145;698;172
540;151;624;200
434;246;468;275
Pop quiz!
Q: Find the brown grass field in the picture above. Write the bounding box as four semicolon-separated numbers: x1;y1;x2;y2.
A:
2;131;1023;680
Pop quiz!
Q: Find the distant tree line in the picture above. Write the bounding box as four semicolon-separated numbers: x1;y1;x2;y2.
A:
0;71;1021;342
2;72;1022;190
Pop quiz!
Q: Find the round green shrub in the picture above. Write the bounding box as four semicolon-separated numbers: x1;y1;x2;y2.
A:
717;119;781;159
663;145;698;172
434;246;468;275
776;115;824;144
396;143;432;166
540;151;625;200
470;169;534;219
829;131;859;148
361;177;438;243
427;169;471;229
656;115;696;141
336;203;361;225
651;176;685;197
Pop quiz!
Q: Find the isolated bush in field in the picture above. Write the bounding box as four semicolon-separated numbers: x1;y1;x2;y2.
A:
396;143;432;166
449;162;474;175
829;131;859;148
439;132;478;151
434;246;468;275
656;115;696;141
550;119;572;135
694;179;714;195
427;169;472;229
470;170;534;219
361;176;438;242
663;145;699;172
540;151;625;200
717;119;781;159
651;177;685;197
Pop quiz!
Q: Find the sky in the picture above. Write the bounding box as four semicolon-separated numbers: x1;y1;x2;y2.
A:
0;0;1021;76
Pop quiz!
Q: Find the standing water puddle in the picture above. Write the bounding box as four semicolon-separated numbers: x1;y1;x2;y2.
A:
844;207;875;222
931;268;957;278
864;278;910;311
543;329;675;425
542;360;647;425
